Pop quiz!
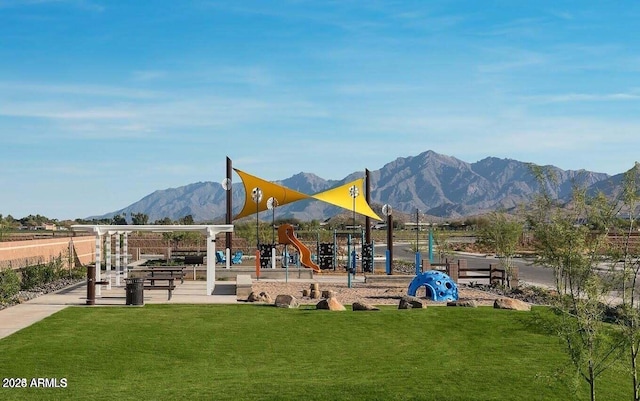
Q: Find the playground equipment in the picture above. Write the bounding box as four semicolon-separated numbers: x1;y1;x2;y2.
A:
407;270;458;302
278;224;320;272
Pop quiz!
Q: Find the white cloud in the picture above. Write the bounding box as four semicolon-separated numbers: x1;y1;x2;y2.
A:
0;81;160;99
526;92;640;103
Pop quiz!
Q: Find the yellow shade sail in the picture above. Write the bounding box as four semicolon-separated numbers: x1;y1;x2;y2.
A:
233;169;310;220
233;169;382;221
311;179;382;221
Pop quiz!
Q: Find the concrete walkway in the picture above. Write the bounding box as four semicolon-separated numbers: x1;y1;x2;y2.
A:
0;280;240;341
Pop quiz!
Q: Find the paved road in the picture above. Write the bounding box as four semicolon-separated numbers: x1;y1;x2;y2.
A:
375;242;556;288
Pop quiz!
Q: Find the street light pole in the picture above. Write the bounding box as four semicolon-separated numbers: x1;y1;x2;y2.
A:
415;208;421;275
349;185;359;287
251;187;263;249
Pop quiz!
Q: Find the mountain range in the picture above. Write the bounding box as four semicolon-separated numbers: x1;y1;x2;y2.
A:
93;150;631;223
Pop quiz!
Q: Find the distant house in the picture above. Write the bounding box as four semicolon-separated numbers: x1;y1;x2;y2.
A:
41;223;57;231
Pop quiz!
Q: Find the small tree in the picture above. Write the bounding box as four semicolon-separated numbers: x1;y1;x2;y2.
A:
529;167;622;401
607;163;640;401
431;226;453;263
477;211;523;288
111;214;127;225
131;213;149;225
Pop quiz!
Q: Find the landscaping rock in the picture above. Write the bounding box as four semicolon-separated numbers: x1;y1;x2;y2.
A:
493;298;531;311
302;289;310;297
447;300;478;308
352;302;379;311
398;295;425;309
310;290;321;299
310;283;319;292
275;294;299;308
247;291;273;303
322;290;336;299
316;297;346;311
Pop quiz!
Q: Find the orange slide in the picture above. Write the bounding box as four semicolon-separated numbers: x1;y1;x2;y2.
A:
277;224;320;272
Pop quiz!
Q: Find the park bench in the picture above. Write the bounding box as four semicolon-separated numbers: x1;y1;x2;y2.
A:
143;276;176;300
458;264;506;286
184;255;204;265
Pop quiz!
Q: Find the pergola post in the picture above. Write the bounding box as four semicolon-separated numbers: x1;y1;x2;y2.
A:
105;233;112;290
206;229;216;295
115;232;121;287
95;234;102;296
123;232;129;279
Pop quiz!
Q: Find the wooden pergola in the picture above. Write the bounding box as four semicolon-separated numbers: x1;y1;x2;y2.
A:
71;224;234;295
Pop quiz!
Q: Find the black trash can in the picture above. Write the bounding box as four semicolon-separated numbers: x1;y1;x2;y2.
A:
125;278;144;306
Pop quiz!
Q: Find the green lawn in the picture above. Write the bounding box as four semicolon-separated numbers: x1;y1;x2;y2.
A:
0;305;630;401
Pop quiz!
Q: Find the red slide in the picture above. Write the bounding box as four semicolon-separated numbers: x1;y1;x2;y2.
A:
277;224;320;272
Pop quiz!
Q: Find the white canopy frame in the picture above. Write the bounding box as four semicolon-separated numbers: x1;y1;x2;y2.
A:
71;224;234;295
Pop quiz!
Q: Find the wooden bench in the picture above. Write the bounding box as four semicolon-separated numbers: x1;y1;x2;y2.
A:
459;265;506;286
236;274;253;301
133;267;185;284
143;276;176;300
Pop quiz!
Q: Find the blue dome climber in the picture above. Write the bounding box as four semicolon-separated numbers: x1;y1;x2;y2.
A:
407;270;458;302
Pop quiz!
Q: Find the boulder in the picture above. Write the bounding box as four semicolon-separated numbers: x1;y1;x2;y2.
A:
310;290;321;299
316;297;346;311
310;283;319;291
447;300;478;308
493;298;531;311
302;289;310;297
247;291;273;303
352;302;379;311
275;294;299;309
322;290;336;299
398;295;425;310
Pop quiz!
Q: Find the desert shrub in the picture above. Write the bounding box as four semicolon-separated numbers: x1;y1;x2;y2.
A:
0;268;21;303
69;266;86;280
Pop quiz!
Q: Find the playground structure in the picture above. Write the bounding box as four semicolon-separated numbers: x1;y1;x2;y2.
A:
277;224;320;272
228;166;381;279
407;270;459;302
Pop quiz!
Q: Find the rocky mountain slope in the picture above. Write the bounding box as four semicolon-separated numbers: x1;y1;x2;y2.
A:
93;150;613;222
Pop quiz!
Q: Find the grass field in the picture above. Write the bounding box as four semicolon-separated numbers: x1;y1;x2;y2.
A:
0;305;630;401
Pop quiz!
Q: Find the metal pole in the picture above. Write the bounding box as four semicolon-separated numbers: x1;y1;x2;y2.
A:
415;208;421;275
365;168;371;245
226;156;233;254
347;233;352;288
429;227;434;263
387;214;393;275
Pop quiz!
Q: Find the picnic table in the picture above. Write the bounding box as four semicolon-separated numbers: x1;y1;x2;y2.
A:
142;276;176;300
133;266;186;284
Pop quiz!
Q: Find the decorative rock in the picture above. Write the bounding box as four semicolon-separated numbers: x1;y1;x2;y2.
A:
316;297;346;311
310;290;321;299
321;290;336;299
302;289;310;297
352;302;379;311
493;298;531;311
398;295;425;310
247;291;273;303
447;300;478;308
275;294;299;308
310;283;319;291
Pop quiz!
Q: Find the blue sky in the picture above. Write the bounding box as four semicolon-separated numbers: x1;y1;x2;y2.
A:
1;1;639;220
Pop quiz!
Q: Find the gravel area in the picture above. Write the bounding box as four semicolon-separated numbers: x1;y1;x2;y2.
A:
251;280;507;306
0;278;84;311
